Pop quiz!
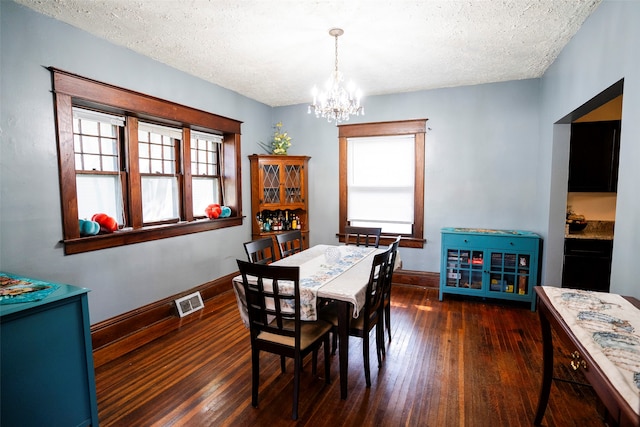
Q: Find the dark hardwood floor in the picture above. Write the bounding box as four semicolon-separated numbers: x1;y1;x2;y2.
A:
95;285;606;426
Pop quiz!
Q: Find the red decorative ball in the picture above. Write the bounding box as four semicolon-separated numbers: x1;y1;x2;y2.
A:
91;213;118;233
205;204;222;219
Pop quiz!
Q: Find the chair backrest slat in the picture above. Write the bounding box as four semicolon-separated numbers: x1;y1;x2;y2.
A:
244;237;276;264
276;230;303;259
345;226;382;248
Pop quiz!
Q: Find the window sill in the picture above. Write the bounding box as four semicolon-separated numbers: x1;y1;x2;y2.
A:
62;216;244;255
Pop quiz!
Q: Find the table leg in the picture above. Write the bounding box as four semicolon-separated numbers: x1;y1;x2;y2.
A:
534;304;553;425
338;300;350;400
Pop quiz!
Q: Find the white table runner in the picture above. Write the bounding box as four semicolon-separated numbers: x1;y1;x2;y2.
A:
233;245;375;326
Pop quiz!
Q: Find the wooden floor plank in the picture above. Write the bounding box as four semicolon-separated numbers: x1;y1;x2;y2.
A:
95;285;606;426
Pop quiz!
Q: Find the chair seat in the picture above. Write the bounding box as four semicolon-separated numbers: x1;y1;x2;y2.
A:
257;319;333;349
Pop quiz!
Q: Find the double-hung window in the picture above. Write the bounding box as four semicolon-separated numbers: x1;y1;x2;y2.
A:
190;131;223;218
73;108;126;224
347;135;415;234
339;119;427;248
52;68;242;255
138;122;182;224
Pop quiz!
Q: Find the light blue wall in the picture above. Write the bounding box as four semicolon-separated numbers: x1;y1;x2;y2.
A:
276;80;542;274
0;1;270;322
2;1;638;325
538;0;640;297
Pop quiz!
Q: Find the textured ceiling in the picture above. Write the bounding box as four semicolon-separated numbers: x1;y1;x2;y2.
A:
15;0;602;107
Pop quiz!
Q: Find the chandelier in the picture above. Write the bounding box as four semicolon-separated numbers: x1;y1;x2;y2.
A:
308;28;364;125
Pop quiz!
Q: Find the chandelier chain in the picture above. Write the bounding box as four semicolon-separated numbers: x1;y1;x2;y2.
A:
308;28;364;125
334;33;339;74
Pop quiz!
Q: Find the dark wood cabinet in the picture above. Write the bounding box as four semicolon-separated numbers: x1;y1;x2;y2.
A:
562;238;612;292
249;155;310;256
568;120;620;192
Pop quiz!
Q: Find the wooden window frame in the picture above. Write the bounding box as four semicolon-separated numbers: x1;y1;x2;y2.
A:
51;68;243;254
338;119;427;248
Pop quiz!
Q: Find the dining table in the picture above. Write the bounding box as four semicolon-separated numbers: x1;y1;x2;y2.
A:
232;243;400;400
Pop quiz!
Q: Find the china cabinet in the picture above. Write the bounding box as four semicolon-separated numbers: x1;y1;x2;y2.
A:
439;228;542;310
249;155;310;256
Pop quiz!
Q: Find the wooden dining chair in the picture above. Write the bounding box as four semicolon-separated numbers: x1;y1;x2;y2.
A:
276;230;303;259
344;225;382;248
319;248;390;387
381;236;401;352
236;259;332;420
243;237;276;265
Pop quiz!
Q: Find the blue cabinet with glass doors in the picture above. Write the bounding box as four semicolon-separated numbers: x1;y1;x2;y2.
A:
439;228;541;311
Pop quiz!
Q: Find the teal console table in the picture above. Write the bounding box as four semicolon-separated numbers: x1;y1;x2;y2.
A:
439;228;542;311
0;273;98;427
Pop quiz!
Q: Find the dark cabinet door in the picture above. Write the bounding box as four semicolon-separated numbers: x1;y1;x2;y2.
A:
568;120;620;192
562;239;612;292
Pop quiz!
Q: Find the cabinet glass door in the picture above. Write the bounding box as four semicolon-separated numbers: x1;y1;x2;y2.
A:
260;163;281;204
489;252;530;295
284;164;303;204
446;249;484;290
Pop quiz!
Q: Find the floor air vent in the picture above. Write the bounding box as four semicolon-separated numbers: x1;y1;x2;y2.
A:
175;291;204;317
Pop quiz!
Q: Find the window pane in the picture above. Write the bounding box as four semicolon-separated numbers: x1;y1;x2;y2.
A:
83;154;101;171
103;155;119;172
192;177;219;216
141;176;179;222
83;136;100;154
164;160;174;174
99;122;116;137
349;187;414;222
139;142;149;158
347;135;415;233
101;138;117;156
150;143;162;159
349;136;414;186
81;120;99;136
151;159;163;173
76;174;122;223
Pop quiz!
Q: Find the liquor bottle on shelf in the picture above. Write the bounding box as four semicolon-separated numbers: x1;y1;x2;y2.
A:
284;210;290;231
518;271;527;295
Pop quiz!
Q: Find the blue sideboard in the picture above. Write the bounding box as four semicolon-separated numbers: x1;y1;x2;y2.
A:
439;228;542;311
1;274;98;427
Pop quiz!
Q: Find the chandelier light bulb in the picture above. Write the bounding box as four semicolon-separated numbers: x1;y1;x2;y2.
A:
308;28;364;125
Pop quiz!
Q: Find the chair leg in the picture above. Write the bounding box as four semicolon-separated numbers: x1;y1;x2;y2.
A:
385;302;391;342
292;354;301;420
363;331;371;388
280;355;286;373
251;349;260;408
379;310;386;358
324;335;331;384
376;317;384;367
